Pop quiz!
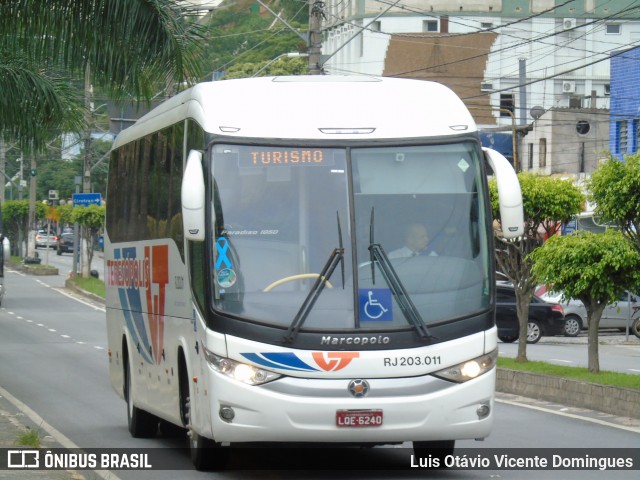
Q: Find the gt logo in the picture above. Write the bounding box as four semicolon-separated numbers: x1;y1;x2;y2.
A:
312;352;360;371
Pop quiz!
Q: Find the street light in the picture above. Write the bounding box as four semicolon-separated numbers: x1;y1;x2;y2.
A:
251;53;309;78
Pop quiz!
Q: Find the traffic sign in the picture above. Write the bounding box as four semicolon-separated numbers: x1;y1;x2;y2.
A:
72;193;102;207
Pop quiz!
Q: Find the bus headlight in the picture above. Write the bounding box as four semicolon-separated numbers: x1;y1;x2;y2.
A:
204;349;281;386
432;349;498;383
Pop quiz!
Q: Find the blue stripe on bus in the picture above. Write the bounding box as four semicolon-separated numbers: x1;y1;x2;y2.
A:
115;247;153;364
241;353;318;372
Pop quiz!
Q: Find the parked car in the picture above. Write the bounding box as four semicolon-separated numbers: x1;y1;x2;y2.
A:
496;284;565;344
540;291;640;338
35;230;58;249
57;232;76;255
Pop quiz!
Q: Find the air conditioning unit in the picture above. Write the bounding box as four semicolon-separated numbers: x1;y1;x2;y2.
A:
563;18;577;30
480;82;494;92
562;81;576;93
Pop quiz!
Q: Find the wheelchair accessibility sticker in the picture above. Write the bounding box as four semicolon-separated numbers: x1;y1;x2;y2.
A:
359;288;392;321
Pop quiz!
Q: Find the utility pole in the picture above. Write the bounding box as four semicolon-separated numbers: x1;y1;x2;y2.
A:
0;138;5;204
308;1;325;75
27;153;36;258
83;62;93;194
81;62;92;277
519;58;527;126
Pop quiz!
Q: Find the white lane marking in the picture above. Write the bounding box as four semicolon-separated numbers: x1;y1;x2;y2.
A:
496;397;640;433
60;335;71;339
94;346;105;350
550;359;573;364
48;328;56;332
0;385;121;480
53;287;106;312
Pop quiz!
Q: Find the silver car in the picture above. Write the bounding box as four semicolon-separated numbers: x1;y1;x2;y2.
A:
540;291;640;338
35;230;59;249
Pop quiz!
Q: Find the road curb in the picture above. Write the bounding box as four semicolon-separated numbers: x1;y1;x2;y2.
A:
64;279;105;305
496;368;640;419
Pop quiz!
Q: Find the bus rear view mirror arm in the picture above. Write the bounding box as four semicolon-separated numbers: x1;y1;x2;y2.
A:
483;148;524;239
182;150;206;242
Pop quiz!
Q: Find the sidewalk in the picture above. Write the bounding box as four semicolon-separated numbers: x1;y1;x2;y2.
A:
0;389;84;479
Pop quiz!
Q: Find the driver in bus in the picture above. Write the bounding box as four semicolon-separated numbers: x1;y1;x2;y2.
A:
388;223;438;259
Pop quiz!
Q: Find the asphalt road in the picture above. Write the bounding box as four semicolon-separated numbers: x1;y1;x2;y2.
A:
0;268;638;479
35;244;104;281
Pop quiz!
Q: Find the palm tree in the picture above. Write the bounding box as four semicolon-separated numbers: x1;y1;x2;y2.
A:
0;0;203;147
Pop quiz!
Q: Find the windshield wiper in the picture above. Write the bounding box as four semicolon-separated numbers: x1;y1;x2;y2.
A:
283;212;345;343
368;208;435;341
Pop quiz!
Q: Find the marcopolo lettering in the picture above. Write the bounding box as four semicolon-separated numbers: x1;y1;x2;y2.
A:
321;335;390;346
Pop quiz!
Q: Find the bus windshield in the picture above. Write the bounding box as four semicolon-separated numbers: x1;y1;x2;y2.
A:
210;142;490;332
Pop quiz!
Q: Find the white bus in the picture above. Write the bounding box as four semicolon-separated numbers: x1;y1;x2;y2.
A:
105;76;523;470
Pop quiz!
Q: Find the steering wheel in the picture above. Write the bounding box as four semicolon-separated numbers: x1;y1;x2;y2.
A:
263;274;334;292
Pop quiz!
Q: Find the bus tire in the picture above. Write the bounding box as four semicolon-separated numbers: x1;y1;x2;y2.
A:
124;356;157;438
185;395;229;470
413;440;455;468
179;354;229;471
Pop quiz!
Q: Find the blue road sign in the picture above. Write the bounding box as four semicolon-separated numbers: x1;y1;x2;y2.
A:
72;193;102;207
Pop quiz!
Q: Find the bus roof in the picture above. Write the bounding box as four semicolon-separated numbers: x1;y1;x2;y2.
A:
113;75;477;148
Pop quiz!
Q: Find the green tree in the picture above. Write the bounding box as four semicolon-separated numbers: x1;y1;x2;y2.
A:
489;173;584;361
34;138;111;201
71;204;105;277
56;204;74;228
588;154;640;252
530;230;640;373
205;1;308;78
0;0;204;147
1;200;46;256
223;57;308;79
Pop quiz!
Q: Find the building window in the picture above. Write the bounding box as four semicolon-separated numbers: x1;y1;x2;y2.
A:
618;120;628;153
500;94;514;117
481;22;493;29
528;143;533;170
604;84;611;95
539;138;547;168
569;96;582;108
423;20;438;32
606;23;621;34
635;119;640;152
370;21;381;32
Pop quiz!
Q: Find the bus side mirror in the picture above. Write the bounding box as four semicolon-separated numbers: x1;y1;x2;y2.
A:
182;150;206;242
483;147;524;239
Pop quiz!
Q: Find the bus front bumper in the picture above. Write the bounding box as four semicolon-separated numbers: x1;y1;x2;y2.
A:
206;369;495;444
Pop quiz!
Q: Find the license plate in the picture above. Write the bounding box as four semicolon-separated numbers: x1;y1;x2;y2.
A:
336;410;383;427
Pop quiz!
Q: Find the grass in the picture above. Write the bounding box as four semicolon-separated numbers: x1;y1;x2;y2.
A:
70;276;105;298
15;428;40;448
498;357;640;391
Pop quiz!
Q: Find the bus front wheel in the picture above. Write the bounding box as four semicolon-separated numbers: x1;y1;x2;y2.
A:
179;356;229;471
184;396;229;471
